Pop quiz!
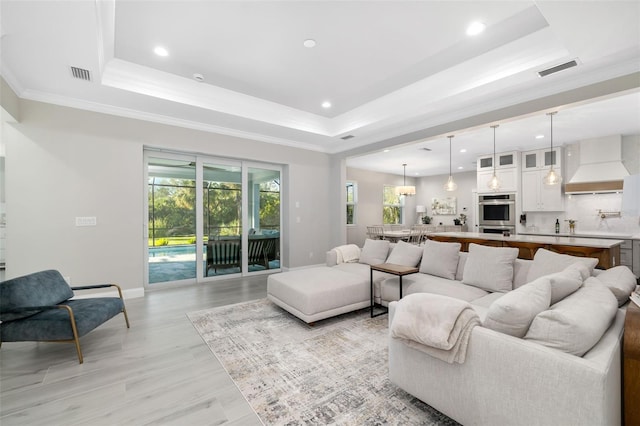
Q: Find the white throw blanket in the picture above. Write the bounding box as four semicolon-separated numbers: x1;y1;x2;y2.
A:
334;244;361;263
390;293;480;364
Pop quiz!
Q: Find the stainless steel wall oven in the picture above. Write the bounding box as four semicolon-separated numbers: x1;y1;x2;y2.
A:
478;193;516;234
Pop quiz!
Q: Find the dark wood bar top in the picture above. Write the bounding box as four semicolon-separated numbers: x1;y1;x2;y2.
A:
428;232;623;248
427;232;623;269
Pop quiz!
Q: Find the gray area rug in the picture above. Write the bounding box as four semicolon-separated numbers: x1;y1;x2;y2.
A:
188;298;459;425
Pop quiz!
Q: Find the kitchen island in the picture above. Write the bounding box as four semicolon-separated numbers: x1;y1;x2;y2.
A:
427;232;624;269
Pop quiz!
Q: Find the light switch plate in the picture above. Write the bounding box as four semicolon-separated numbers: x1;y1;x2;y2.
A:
75;216;97;226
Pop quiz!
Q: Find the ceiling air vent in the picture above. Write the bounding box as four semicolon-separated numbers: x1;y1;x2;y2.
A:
537;60;578;77
341;135;355;140
70;66;91;81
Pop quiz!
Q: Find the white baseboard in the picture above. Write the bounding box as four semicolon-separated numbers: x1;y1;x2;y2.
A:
72;286;145;300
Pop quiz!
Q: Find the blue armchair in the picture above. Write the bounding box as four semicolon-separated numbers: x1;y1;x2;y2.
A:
0;270;130;363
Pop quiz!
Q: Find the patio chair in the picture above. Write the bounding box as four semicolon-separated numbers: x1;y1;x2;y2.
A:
206;239;241;275
262;237;279;268
0;269;130;364
248;238;269;269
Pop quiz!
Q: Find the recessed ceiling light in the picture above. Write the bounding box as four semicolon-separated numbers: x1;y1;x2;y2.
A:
536;134;545;139
466;22;486;36
458;166;464;170
459;148;467;153
321;101;331;108
303;39;316;48
383;149;390;153
154;46;169;57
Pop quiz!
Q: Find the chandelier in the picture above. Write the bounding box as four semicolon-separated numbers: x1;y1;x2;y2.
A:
396;163;416;196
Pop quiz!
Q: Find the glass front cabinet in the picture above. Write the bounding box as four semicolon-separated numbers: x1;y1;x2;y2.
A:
520;148;563;212
522;148;562;171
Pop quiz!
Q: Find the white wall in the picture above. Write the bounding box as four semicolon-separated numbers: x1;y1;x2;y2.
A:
4;99;336;294
522;192;640;235
346;167;416;246
345;167;476;246
415;171;477;230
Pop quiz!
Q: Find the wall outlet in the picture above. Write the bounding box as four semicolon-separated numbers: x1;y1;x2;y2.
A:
75;216;97;226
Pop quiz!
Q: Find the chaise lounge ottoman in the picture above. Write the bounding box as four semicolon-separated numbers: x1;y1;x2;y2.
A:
267;266;370;323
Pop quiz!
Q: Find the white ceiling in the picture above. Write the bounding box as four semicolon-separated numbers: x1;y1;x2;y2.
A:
348;91;640;177
1;1;639;176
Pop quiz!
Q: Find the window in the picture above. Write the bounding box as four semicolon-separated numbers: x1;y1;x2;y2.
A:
383;185;403;224
346;181;357;225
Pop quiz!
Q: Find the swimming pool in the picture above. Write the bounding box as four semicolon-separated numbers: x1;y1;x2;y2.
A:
149;245;200;258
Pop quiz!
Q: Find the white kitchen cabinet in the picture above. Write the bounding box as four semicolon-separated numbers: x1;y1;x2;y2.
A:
477;151;518;172
633;239;640;277
477;168;518;194
620;239;633;270
520;147;563;212
477;151;519;194
521;147;562;171
521;169;563;211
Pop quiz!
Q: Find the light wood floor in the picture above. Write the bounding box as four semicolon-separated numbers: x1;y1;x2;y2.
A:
0;276;269;425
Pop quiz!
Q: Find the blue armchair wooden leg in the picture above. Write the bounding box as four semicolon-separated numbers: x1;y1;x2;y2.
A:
58;305;84;364
113;284;131;329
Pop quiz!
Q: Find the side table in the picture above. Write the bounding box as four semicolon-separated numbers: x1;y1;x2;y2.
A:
624;299;640;425
370;263;419;318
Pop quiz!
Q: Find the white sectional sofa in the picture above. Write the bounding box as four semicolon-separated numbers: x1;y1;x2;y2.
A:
267;241;397;323
317;238;637;425
389;302;626;426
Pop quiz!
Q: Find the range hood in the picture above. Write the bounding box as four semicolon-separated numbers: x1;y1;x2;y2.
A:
564;135;630;194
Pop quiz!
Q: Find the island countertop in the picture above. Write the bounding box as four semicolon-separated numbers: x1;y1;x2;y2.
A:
519;231;640;240
428;232;624;249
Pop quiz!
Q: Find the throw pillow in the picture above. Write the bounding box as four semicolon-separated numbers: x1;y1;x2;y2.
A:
455;252;468;281
462;243;519;292
483;277;551;337
589;266;637;306
386;240;424;267
358;238;391;265
563;261;591;282
526;248;598;282
524;277;618;357
546;266;584;305
419;240;461;280
512;259;531;289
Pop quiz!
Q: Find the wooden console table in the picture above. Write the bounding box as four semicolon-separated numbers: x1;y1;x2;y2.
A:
624;300;640;425
369;263;418;318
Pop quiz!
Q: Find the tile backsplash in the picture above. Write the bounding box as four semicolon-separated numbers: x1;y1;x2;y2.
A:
521;192;640;236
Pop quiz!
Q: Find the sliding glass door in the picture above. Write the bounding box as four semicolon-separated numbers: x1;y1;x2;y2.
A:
246;165;281;271
202;161;242;278
145;151;281;287
147;156;197;284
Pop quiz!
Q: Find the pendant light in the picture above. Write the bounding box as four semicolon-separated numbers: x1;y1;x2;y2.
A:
396;163;416;196
487;125;501;191
543;111;562;185
444;135;457;191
